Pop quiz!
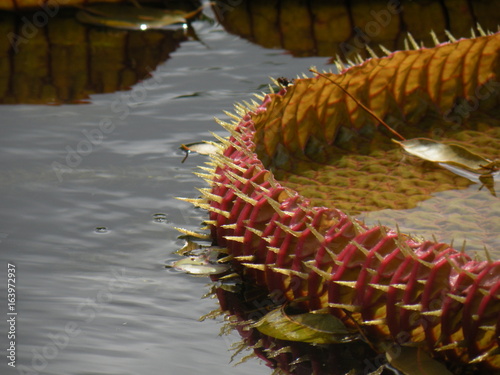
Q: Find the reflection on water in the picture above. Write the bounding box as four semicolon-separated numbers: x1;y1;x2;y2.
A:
0;5;329;374
0;0;167;11
0;9;189;104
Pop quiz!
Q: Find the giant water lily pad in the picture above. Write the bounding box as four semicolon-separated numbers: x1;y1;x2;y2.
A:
243;33;500;256
185;31;500;373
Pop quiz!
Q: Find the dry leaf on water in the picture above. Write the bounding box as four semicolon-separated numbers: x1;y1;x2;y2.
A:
180;141;222;163
393;138;498;196
170;250;230;275
392;138;496;173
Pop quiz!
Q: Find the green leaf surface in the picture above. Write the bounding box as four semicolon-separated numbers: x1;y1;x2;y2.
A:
252;305;358;344
386;347;453;375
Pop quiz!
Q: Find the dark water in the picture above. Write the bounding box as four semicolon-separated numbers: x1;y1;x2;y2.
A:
0;9;328;375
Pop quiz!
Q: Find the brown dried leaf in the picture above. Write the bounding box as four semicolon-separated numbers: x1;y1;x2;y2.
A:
393;138;493;172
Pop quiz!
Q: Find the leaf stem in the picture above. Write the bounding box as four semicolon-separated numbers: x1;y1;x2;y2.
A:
310;69;406;141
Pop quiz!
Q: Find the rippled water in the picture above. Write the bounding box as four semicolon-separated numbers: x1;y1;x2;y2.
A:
3;3;499;374
0;10;328;375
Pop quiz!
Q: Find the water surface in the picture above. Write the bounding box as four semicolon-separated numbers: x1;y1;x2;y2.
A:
0;11;328;375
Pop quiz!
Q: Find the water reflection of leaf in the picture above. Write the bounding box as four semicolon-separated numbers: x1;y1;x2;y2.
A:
0;11;188;104
251;304;359;344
